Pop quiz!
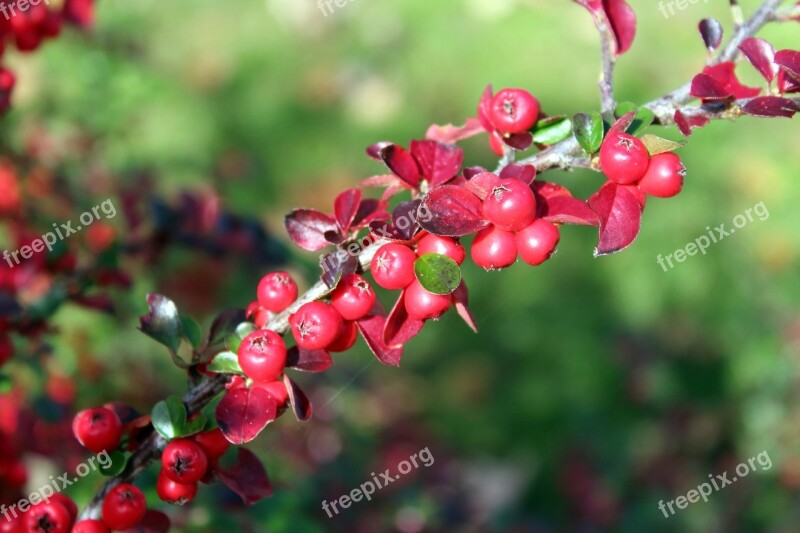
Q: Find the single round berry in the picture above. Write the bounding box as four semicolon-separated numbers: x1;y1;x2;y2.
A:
326;320;358;353
516;220;560;266
256;271;298;312
72;407;122;454
24;500;72;533
192;428;230;460
101;483;146;531
489;88;540;133
157;471;198;505
71;520;110;533
416;234;466;265
482;178;537;232
370;243;417;290
289;301;343;350
237;329;287;383
161;439;209;484
471;226;517;270
330;273;377;320
50;494;78;524
599;132;649;184
404;280;451;320
638;152;686;198
253;380;290;406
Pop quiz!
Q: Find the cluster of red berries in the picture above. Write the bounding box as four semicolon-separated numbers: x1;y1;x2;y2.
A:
156;428;229;506
480;88;541;155
599;131;686;199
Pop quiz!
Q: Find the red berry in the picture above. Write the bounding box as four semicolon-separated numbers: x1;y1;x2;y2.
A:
638;152;685;198
237;329;286;383
225;375;246;390
156;471;197;505
252;380;290;406
0;68;15;92
85;222;115;253
256;272;298;312
599;132;649;184
482;178;537;232
330;274;376;320
516;220;560;266
489;88;540;133
50;494;78;524
471;226;517;270
101;484;146;531
161;439;208;484
192;428;230;460
72;520;110;533
416;234;466;265
326;321;358;353
370;243;417;290
404;280;451;320
489;132;505;156
289;301;343;350
72;407;122;453
24;500;72;533
245;301;272;328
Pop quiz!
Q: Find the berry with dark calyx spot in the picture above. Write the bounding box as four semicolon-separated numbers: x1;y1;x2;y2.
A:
516;219;560;266
157;471;198;505
638;152;686;198
330;273;376;320
489;88;540;133
50;494;78;524
101;483;146;531
416;234;466;265
599;132;649;185
482;178;537;232
326;320;358;353
24;500;72;533
237;329;287;383
257;271;298;312
471;225;517;270
404;280;451;320
72;407;122;453
161;439;209;484
289;301;343;350
370;243;417;290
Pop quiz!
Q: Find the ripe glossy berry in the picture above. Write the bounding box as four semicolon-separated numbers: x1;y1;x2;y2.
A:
482;178;537;232
253;380;290;406
71;520;110;533
416;234;466;265
404;280;451;320
237;329;287;383
289;301;343;350
516;220;560;266
101;483;146;531
599;132;649;184
24;500;72;533
326;320;358;353
330;273;376;320
370;243;417;290
471;226;517;270
50;494;78;524
638;152;686;198
257;272;298;312
72;407;122;453
156;471;197;505
489;88;540;133
193;428;230;460
161;439;209;484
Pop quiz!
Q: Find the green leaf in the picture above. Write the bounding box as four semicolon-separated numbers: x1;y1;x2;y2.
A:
235;322;256;339
615;101;637;117
572;112;604;154
99;451;128;477
640;134;686;156
207;351;244;374
0;375;11;394
180;315;202;349
151;396;186;440
139;294;183;354
413;253;461;295
182;414;208;437
225;333;243;354
531;116;572;145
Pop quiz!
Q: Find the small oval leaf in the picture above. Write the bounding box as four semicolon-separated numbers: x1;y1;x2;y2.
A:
413;253;461;295
418;185;489;237
572;112;604;154
531;116;572;145
207;351;244;374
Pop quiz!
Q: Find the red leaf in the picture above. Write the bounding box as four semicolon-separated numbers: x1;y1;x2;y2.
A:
215;387;277;444
284;209;340;252
673;109;709;136
476;85;495;131
739;38;778;82
356;303;403;366
603;0;636;56
498;163;536;185
283;375;313;421
741;96;797;118
533;181;599;226
778;70;800;94
409;140;464;187
701;62;761;99
383;291;425;346
379;144;420;187
698;18;723;52
217;448;273;505
359;174;402;189
775;49;800;82
532;180;573;200
418;185;489;237
502;132;534;151
120;510;171;533
286;346;334;372
452;281;477;333
351;198;389;229
587;182;643;256
690;73;730;100
425;118;485;144
463;166;488;179
609;111;637;136
334;188;362;233
320;248;359;289
464;172;501;201
366;142;392;161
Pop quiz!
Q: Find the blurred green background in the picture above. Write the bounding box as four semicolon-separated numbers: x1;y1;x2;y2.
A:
5;0;800;531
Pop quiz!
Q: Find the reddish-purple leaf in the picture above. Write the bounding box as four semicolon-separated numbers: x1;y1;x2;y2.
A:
392;200;423;241
418;185;489;237
215;387;277;444
452;282;477;333
409;140;464;187
120;510;171;533
286;346;334;372
71;294;115;314
217;448;273;505
463;166;488;179
701;62;761;99
380;144;420;187
609;111;637;136
587;182;643;256
368;220;411;243
502;132;534;151
690;73;731;100
356;302;403;366
739;38;778;82
778;70;800;94
674;109;709;136
425;118;484;144
351;198;389;229
320;249;358;289
541;196;600;226
532;180;572;200
334;188;362;233
284;209;340;252
366;142;392;161
698;18;723;53
383;291;425;346
741;96;797;118
775;50;800;82
464;172;501;201
207;308;247;347
283;375;312;421
498;163;536;185
477;85;495;131
603;0;636;56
